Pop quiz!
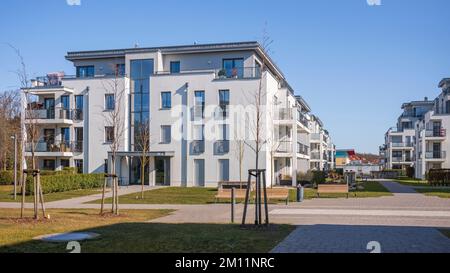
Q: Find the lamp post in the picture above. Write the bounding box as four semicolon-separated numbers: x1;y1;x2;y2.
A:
10;134;17;200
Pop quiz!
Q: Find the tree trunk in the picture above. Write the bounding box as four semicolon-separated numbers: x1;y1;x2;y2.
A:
100;176;107;215
38;173;46;218
20;173;26;218
141;157;145;199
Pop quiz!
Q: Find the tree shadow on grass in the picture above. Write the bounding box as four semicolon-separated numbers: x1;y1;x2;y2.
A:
0;222;294;253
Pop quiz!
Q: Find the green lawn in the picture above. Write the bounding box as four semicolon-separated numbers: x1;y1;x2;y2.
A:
289;181;392;200
439;229;450;239
415;188;450;199
0;185;105;203
0;209;293;253
393;178;430;187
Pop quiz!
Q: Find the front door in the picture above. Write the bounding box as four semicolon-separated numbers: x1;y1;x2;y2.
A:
44;129;55;151
155;157;170;186
194;159;205;187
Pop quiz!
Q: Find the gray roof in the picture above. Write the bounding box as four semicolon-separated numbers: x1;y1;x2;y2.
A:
439;78;450;88
65;41;289;88
295;95;312;112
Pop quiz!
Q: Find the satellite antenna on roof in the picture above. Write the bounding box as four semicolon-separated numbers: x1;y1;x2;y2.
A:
134;42;140;48
194;41;198;45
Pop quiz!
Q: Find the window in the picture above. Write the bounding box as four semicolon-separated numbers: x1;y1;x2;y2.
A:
75;160;83;174
61;128;70;147
219;124;229;140
61;95;70;109
161;125;171;144
170;61;180;74
43;160;56;171
61;159;70;168
194;91;205;118
105;94;115;111
219;90;230;117
218;159;230;182
105;126;114;143
223;58;244;78
115;64;125;76
76;66;94;78
161;92;171;109
392;151;402;158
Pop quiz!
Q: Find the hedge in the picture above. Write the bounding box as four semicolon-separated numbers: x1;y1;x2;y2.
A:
26;173;104;194
427;169;450;186
0;171;14;185
311;171;326;186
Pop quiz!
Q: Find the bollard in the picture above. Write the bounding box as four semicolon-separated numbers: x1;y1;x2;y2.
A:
297;185;304;203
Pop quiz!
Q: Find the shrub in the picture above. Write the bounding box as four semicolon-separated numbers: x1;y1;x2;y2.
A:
427;169;450;186
311;171;326;186
26;173;104;194
0;171;13;185
297;171;313;184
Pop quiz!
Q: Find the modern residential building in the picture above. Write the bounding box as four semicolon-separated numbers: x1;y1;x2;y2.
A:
381;78;450;179
22;41;333;187
381;99;434;171
309;115;335;171
415;78;450;179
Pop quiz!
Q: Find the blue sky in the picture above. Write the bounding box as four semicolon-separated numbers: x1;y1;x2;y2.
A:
1;0;449;153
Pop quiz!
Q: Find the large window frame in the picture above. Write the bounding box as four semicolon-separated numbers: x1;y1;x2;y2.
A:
76;66;95;78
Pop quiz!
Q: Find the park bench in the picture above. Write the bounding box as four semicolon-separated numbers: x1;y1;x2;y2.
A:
215;188;247;203
266;188;290;205
317;184;350;198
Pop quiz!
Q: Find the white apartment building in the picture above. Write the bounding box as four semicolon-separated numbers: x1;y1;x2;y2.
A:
415;78;450;179
309;115;335;171
381;99;434;171
381;78;450;179
23;41;332;187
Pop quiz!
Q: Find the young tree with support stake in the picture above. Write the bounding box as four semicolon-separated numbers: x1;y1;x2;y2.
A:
241;27;273;226
100;70;126;216
135;121;151;199
10;45;47;220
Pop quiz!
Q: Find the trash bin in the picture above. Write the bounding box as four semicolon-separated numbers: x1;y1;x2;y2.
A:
297;185;304;202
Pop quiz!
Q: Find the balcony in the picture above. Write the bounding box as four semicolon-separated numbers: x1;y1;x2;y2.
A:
215;67;261;80
191;106;204;120
214;140;230;155
425;129;446;138
297;112;309;128
391;156;413;163
25;107;83;124
310;151;321;160
391;142;414;148
25;141;82;156
275;108;293;121
424;151;446;160
190;140;205;155
310;133;321;141
276;141;293;153
297;143;309;156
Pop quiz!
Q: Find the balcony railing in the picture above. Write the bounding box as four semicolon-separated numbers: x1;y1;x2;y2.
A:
190;140;205;155
297;112;309;127
425;151;446;159
215;67;261;80
391;142;414;148
391;156;413;162
191;106;204;120
276;141;293;153
26;107;83;121
25;141;82;153
310;133;321;141
310;151;320;160
297;143;309;155
425;129;446;137
31;74;76;87
275;108;293;120
214;140;230;155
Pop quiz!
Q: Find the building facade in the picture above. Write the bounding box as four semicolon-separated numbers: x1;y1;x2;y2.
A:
381;78;450;179
23;41;334;187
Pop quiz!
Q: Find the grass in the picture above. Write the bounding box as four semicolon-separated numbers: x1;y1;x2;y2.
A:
415;188;450;199
439;229;450;239
393;178;430;187
0;185;105;203
288;181;393;200
92;181;392;206
0;208;294;253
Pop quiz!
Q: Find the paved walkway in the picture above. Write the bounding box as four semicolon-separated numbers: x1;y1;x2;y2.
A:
271;225;450;253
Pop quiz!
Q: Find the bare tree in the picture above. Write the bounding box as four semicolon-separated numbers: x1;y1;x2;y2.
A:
0;90;21;171
100;71;126;216
233;120;245;187
242;26;274;225
9;45;46;219
135;121;151;199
